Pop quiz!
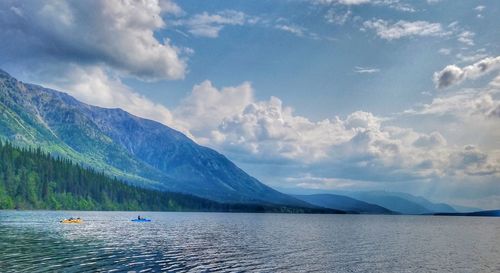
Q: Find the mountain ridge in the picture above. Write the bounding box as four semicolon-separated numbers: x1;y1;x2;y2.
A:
0;69;307;206
294;194;394;214
342;191;457;214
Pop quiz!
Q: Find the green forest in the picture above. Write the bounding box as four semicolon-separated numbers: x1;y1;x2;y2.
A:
0;141;223;211
0;141;333;213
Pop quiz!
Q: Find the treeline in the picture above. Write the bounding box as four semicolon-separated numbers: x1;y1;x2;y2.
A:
0;142;336;213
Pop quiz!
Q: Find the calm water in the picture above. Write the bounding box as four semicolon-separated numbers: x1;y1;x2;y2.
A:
0;211;498;273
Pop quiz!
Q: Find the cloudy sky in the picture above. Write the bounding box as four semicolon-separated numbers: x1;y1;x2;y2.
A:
1;0;499;209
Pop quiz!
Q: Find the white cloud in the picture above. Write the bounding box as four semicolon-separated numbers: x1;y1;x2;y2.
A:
413;132;447;148
438;48;451;55
159;0;184;16
174;10;254;38
0;0;187;80
354;66;380;74
362;19;447;40
475;5;486;12
173;80;254;140
403;73;500;170
404;88;499;120
315;0;414;11
286;175;361;190
449;145;499;176
474;5;485;19
171;81;500;183
456;52;488;63
315;0;371;5
457;31;475;46
275;25;306;37
325;9;352;25
433;56;500;89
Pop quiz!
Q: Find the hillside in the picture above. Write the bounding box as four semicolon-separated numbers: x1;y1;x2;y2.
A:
294;194;393;214
0;69;306;206
0;141;339;213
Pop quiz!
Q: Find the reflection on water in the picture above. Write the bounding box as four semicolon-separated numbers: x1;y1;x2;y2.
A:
0;211;499;272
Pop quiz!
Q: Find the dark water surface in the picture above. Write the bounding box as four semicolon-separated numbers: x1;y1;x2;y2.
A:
0;211;498;272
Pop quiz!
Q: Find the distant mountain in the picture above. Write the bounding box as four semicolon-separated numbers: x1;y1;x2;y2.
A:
433;210;500;217
294;194;393;214
343;191;457;214
378;191;457;213
0;69;307;206
451;204;483;213
348;193;430;214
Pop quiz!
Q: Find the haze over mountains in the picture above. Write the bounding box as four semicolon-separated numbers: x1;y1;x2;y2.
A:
293;191;477;214
343;191;457;214
0;69;491;215
294;194;393;214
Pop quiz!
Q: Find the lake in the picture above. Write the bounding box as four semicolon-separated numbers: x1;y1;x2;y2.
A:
0;211;498;272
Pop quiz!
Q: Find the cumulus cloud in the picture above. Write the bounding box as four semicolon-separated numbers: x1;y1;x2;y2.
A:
172;81;500;184
173;80;254;139
403;75;500;175
0;0;187;80
173;10;255;38
404;89;499;119
449;145;499;176
362;19;447;40
413;132;447;148
214;98;350;162
433;56;500;89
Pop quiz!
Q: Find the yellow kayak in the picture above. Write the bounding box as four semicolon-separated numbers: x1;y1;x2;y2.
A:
60;219;83;224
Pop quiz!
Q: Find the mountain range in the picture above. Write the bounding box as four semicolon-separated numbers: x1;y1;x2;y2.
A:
294;194;393;214
342;191;457;214
0;69;489;215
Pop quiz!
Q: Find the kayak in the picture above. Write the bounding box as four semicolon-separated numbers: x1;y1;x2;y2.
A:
60;219;83;224
131;219;151;222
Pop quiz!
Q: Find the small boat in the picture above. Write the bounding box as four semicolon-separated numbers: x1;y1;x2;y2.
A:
131;218;151;222
60;218;83;224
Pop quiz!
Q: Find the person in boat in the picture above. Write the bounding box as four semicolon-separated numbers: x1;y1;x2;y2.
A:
137;215;142;220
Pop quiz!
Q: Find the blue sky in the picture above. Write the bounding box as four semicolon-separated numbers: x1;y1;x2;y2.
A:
0;0;499;208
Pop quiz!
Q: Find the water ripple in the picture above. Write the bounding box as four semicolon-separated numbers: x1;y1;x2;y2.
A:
0;211;499;272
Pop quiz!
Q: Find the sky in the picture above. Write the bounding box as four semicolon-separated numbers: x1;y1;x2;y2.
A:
0;0;499;209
